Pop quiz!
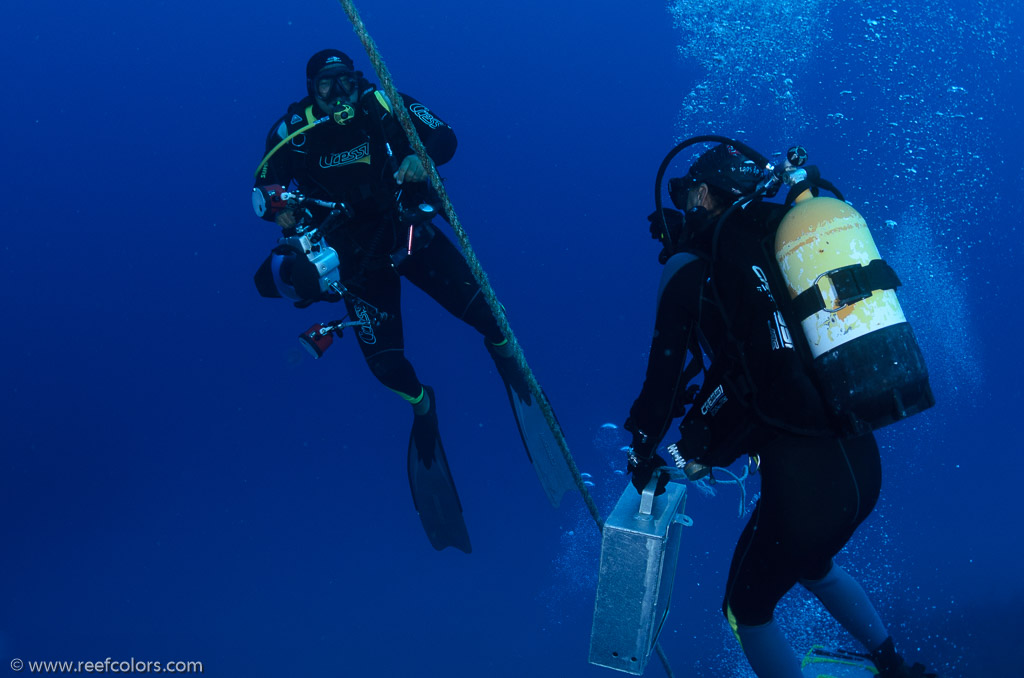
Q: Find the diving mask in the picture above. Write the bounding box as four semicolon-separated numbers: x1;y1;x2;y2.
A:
315;68;360;105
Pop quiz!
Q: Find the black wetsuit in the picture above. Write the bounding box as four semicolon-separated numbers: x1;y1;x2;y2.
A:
627;202;882;627
256;90;502;398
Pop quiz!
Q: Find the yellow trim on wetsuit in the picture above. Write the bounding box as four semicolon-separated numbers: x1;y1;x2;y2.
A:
253;105;330;179
393;386;425;405
394;385;431;416
487;337;517;360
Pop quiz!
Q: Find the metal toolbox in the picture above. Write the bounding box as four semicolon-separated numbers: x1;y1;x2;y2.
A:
589;474;687;674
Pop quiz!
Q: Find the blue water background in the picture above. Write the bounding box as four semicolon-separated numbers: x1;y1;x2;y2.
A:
2;0;1021;676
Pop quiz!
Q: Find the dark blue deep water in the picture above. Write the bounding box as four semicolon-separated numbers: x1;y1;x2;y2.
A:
3;1;1021;676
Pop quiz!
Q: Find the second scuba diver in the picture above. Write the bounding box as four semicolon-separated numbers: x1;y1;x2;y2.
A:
624;141;940;678
252;49;574;554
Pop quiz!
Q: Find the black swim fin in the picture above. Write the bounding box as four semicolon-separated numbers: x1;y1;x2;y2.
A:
407;386;472;554
486;343;577;508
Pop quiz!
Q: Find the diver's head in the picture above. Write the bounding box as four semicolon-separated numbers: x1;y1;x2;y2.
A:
657;143;762;252
669;143;761;217
306;49;363;122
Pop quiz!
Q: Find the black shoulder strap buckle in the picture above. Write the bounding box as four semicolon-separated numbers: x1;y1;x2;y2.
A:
791;259;902;321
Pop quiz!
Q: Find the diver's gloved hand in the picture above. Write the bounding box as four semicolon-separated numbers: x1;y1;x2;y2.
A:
624;417;669;494
275;209;297;230
647;208;684;243
647;208;684;264
628;452;670;495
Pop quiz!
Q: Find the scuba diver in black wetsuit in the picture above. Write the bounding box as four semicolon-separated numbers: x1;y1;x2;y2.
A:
623;142;940;678
251;50;573;554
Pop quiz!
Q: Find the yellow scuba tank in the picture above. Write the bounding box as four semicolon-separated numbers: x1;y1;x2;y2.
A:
774;192;934;435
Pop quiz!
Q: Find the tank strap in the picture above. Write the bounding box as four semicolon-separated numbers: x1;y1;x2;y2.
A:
792;259;902;321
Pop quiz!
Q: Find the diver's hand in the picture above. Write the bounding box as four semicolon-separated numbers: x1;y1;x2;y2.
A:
394;154;428;184
628;452;670;495
275;209;296;230
647;208;683;243
647;208;684;264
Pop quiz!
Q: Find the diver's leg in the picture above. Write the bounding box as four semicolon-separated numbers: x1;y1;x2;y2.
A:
724;432;869;677
793;434;888;648
722;493;803;678
792;433;882;578
800;562;889;650
796;435;936;676
397;226;503;343
398;225;573;505
344;266;428;411
345;265;469;550
725;432;890;678
396;228;531;389
732;618;803;678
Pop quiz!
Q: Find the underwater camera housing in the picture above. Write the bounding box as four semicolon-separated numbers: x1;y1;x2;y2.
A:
253;186;352;303
276;231;342;299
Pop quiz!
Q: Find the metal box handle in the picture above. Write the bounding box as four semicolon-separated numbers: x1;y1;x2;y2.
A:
638;469;663;516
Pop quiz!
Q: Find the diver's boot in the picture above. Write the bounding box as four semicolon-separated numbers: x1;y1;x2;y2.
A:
869;638;939;678
485;338;531;403
412;384;432;417
409;385;438;468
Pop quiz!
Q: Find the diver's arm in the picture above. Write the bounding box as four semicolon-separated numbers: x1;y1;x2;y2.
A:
397;93;457;166
627;257;705;447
